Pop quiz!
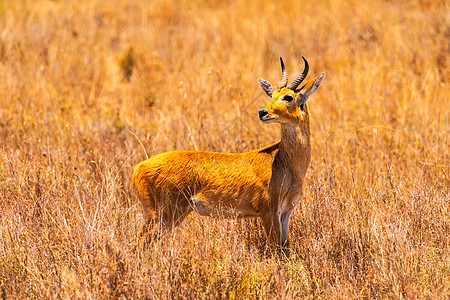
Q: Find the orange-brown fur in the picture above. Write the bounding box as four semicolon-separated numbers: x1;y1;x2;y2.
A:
132;59;325;252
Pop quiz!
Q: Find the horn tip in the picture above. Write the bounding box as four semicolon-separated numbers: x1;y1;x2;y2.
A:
302;56;308;65
280;57;285;68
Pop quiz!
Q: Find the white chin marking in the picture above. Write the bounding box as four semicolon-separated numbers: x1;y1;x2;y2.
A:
261;117;276;123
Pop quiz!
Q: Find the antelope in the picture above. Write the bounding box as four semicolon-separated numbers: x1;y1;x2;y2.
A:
132;57;325;252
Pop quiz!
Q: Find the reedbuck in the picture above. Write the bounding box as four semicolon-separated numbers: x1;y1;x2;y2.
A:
133;57;325;252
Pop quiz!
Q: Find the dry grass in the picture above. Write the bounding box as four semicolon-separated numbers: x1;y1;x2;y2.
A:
0;0;449;298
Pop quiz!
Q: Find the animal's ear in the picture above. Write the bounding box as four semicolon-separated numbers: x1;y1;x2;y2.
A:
258;78;275;97
297;72;325;107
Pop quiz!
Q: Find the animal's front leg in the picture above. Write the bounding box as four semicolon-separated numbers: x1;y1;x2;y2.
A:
260;210;282;250
280;209;293;255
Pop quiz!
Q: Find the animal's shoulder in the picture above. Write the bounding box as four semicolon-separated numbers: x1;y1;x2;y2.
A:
254;141;280;155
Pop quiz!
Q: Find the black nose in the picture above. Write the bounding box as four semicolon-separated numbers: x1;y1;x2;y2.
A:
259;109;268;120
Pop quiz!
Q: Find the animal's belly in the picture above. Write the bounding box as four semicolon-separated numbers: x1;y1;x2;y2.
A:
191;198;259;218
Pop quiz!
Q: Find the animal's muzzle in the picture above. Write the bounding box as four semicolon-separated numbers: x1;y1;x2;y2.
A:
259;109;269;120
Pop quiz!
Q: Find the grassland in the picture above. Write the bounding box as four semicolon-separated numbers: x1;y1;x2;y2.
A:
0;0;449;298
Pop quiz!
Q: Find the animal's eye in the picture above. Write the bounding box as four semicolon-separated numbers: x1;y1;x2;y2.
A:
283;95;294;102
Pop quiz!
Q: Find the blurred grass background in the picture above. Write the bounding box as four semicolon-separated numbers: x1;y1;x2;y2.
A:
0;0;448;298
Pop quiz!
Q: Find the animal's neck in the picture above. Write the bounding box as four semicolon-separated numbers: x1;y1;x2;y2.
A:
278;121;311;183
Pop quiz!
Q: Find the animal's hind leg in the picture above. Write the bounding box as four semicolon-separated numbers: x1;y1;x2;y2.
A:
138;205;192;244
137;205;159;243
158;203;192;236
144;193;192;240
137;186;193;243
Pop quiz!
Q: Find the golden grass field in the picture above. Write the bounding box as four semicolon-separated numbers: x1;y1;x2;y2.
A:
0;0;449;298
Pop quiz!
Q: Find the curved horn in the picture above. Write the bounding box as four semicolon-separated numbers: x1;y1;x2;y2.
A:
286;56;309;91
277;57;288;88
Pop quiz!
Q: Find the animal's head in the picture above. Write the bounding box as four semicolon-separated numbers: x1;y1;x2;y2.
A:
258;57;325;125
